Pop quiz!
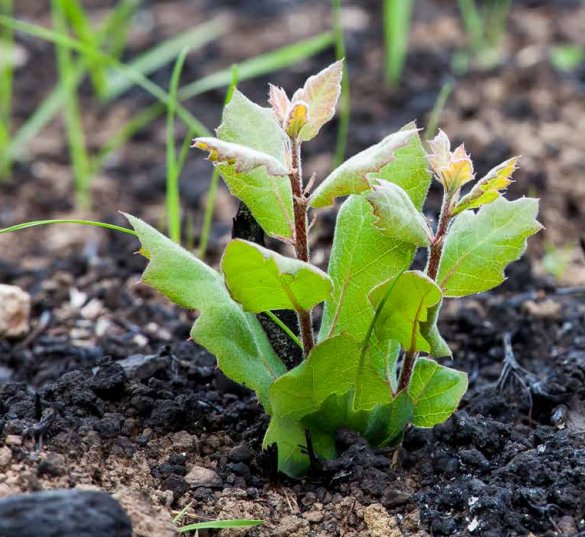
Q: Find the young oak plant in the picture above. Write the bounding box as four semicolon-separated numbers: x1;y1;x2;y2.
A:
12;60;539;477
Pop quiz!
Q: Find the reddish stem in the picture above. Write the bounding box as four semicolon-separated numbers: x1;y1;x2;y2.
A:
289;139;314;355
397;193;453;392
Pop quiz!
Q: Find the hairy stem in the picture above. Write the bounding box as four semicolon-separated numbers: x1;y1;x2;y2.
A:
289;139;314;356
425;192;452;281
397;192;454;392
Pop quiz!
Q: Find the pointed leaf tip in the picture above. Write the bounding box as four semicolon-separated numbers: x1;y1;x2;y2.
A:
309;126;419;208
268;84;291;123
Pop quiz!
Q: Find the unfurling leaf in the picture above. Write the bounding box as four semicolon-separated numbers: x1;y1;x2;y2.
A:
367;180;432;246
427;130;474;192
193;137;290;176
369;271;443;354
309;128;418;208
285;101;309;139
215;90;294;239
221;239;333;313
124;215;286;411
437;197;543;297
268;83;291;123
291;59;343;142
454;156;518;215
408;358;467;427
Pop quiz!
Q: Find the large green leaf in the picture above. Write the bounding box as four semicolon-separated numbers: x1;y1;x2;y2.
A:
214;90;294;239
318;195;416;398
270;334;392;421
309;128;417;208
124;214;286;410
319;195;415;342
408;358;468;427
367;180;432;246
262;415;336;478
369;271;442;354
221;239;332;313
437;197;542;297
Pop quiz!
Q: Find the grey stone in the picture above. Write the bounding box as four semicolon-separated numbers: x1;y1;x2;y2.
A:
118;353;169;381
184;465;222;488
0;489;132;537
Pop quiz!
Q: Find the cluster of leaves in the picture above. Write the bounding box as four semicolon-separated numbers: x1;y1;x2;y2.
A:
124;60;541;477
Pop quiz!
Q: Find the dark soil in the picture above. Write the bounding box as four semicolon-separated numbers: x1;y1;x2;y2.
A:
1;1;585;536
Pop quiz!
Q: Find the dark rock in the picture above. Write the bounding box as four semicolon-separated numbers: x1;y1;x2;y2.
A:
227;462;251;479
0;489;132;537
90;361;127;400
162;475;189;500
228;444;252;463
382;488;411;508
94;413;124;439
459;448;490;471
147;399;185;432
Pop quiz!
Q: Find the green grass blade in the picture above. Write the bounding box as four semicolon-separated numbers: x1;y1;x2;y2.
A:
105;17;226;101
52;0;92;208
0;1;140;171
102;0;140;61
457;0;484;54
61;0;107;98
265;310;303;349
197;64;239;260
424;80;454;140
332;0;350;167
179;519;264;532
383;0;414;87
166;48;189;243
0;15;209;136
0;219;136;236
179;32;334;100
0;0;14;178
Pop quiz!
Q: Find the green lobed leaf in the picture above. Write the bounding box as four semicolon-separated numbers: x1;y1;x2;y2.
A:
369;271;443;354
215;90;294;239
270;334;392;421
366;180;432;246
291;59;343;142
319;195;416;342
408;357;468;427
221;239;333;313
309;127;419;208
193;137;290;176
437;197;542;297
124;214;286;411
262;415;336;478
